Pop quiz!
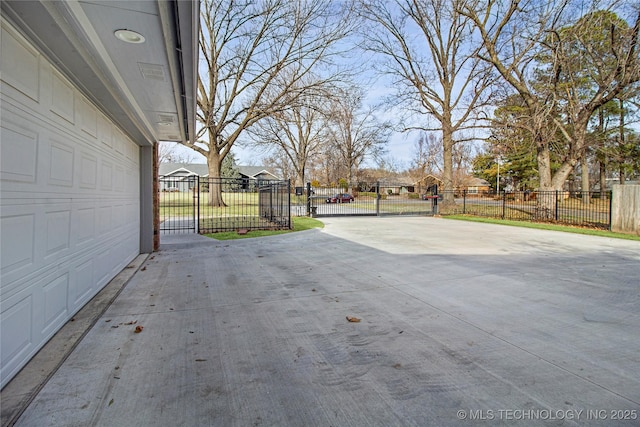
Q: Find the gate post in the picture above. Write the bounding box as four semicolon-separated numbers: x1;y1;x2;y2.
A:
195;176;200;233
287;179;292;229
306;182;312;216
376;182;380;216
462;189;466;214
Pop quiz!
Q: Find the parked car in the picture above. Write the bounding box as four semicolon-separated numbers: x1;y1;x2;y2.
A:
326;193;354;203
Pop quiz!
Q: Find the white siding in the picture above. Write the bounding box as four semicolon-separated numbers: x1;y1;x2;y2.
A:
0;20;141;388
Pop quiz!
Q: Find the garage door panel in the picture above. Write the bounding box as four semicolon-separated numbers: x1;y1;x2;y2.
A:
0;295;34;384
0;22;40;103
44;210;71;258
72;259;94;308
42;274;69;337
50;68;75;124
75;207;96;246
48;141;75;186
0;214;35;276
0;119;38;183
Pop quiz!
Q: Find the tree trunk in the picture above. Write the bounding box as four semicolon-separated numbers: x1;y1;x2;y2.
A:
441;123;455;206
598;108;607;198
580;156;590;205
536;141;556;219
295;162;305;189
619;99;626;185
599;161;607;198
207;150;226;207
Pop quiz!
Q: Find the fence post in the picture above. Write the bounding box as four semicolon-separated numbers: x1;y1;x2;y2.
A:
463;189;466;214
502;190;506;219
555;190;559;221
196;176;200;234
287;179;291;229
608;190;613;231
376;182;380;216
306;182;311;216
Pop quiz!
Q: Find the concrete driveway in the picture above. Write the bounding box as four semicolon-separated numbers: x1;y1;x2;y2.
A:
11;217;640;426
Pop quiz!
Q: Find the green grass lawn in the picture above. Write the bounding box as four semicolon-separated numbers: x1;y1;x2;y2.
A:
443;215;640;241
159;191;260;218
204;216;324;240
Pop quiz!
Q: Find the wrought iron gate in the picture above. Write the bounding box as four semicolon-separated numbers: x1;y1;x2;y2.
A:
159;176;198;233
159;176;291;234
305;182;438;217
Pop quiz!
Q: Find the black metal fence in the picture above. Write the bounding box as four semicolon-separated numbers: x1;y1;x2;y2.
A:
159;176;197;233
304;182;438;217
438;190;612;229
159;177;291;234
259;180;291;229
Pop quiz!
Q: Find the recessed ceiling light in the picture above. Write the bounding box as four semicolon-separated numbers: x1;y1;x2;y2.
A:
114;29;145;44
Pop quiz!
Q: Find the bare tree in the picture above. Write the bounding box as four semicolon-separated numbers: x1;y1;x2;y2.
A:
325;86;391;191
249;79;332;187
262;151;295;182
409;132;443;184
186;0;353;206
157;141;197;164
460;0;640;214
359;0;495;204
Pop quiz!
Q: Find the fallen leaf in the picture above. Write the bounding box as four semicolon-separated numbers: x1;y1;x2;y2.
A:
108;398;114;406
346;316;361;323
141;266;147;271
134;325;144;333
123;320;137;325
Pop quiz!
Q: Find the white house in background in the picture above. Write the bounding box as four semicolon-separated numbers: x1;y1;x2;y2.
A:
158;163;282;191
237;166;282;182
158;163;208;191
0;1;198;388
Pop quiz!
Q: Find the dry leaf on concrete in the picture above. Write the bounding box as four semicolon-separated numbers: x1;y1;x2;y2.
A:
134;325;144;333
346;316;361;323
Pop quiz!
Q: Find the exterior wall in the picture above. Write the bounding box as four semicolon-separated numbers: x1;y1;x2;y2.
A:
611;185;640;236
1;19;141;387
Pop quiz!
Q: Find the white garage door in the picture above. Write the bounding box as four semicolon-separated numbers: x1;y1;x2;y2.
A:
1;20;141;388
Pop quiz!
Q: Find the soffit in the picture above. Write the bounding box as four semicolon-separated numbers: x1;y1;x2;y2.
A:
1;0;198;146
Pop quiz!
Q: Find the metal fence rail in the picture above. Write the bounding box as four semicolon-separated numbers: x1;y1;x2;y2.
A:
439;190;612;229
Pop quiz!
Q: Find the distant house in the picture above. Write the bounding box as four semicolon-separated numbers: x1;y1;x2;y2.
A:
413;175;443;194
463;177;491;193
158;163;208;191
158;163;281;191
237;166;281;183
